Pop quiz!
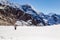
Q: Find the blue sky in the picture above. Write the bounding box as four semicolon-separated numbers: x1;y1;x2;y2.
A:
9;0;60;14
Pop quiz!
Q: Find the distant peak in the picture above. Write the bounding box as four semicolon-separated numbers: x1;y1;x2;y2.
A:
48;13;56;16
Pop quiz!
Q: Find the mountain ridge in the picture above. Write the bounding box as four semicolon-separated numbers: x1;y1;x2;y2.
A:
0;0;60;26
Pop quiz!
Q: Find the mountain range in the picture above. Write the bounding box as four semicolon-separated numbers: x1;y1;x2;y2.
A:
0;0;60;26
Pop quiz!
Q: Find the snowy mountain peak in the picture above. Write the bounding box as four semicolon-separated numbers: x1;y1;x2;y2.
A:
48;13;56;16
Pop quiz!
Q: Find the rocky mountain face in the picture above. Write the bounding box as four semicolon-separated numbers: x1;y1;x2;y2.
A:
0;0;60;26
0;1;46;26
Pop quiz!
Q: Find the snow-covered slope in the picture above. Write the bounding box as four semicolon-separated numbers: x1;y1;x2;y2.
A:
0;25;60;40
